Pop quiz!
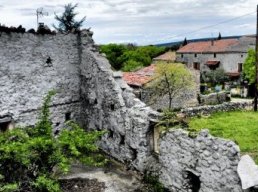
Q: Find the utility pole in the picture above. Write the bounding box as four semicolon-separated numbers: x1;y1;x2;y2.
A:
254;4;258;111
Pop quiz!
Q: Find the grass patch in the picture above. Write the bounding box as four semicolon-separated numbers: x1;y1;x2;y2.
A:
189;111;258;163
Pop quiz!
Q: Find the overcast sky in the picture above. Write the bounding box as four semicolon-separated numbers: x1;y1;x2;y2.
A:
0;0;256;45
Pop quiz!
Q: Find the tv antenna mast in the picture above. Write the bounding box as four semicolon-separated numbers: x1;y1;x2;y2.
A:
36;8;48;28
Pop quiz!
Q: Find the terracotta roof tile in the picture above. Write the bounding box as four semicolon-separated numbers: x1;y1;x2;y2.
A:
122;64;156;87
177;39;239;53
226;72;240;77
153;51;176;61
205;60;220;66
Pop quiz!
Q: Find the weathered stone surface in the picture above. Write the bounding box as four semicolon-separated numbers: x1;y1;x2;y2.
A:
0;32;82;130
0;31;250;191
159;129;242;192
199;91;227;105
237;155;258;190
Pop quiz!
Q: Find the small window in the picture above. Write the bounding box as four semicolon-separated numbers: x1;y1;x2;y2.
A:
238;63;243;72
65;112;71;121
241;54;243;58
214;53;216;58
193;62;200;70
181;54;184;58
194;53;197;58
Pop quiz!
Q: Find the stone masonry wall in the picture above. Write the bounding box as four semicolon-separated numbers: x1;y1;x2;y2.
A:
0;32;82;131
181;101;252;117
0;31;249;191
79;32;159;171
159;129;242;192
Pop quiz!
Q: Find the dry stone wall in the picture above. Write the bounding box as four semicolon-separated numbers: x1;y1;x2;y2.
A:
181;101;252;117
159;129;242;192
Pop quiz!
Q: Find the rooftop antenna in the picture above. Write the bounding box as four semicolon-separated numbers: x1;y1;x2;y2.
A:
36;8;48;28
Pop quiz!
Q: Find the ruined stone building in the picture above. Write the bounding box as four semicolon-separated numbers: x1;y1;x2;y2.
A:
0;31;253;191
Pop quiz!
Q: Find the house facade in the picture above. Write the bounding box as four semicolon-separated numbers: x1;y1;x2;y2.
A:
176;36;255;78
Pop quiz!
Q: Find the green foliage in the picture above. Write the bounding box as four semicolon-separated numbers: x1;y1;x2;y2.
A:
122;60;143;72
243;49;256;84
53;3;86;33
189;111;258;163
118;50;151;70
147;63;194;109
99;44;165;71
143;174;168;192
99;44;127;70
0;91;105;191
201;69;229;86
155;109;188;132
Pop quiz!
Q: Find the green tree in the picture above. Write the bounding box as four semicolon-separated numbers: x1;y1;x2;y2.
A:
147;63;194;109
99;44;126;70
99;44;165;71
201;68;229;86
217;32;222;40
182;37;188;46
54;3;86;33
243;49;256;84
0;91;105;191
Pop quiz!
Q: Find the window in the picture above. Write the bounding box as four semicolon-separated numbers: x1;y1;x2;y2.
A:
241;54;243;58
181;54;184;58
194;53;197;58
214;53;216;58
193;62;200;70
238;63;243;72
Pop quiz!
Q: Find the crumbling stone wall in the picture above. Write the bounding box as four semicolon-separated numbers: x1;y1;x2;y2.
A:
0;31;249;191
0;31;159;171
0;32;82;131
79;33;159;171
159;129;242;191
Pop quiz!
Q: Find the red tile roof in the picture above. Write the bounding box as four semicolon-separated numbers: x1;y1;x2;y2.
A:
153;51;176;61
226;72;240;77
205;60;220;66
177;39;239;53
122;64;156;87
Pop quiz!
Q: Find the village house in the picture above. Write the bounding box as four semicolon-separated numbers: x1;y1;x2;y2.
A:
176;36;255;79
152;51;176;63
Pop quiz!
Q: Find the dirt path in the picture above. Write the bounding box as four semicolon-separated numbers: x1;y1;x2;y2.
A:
60;163;145;192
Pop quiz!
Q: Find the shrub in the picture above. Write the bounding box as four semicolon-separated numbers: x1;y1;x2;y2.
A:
0;91;106;191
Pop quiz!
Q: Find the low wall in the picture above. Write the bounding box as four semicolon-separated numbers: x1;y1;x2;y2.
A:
199;92;228;105
181;101;252;117
159;129;242;192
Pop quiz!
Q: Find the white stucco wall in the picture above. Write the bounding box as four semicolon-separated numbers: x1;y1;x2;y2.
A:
176;52;247;73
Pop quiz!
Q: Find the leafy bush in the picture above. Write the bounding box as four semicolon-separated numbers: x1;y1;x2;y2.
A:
0;91;105;191
201;69;229;86
143;174;169;192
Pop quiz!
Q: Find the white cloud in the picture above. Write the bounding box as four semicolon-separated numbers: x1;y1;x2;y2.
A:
0;0;256;44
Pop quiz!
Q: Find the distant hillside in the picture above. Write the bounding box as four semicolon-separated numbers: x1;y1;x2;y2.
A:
155;35;243;47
